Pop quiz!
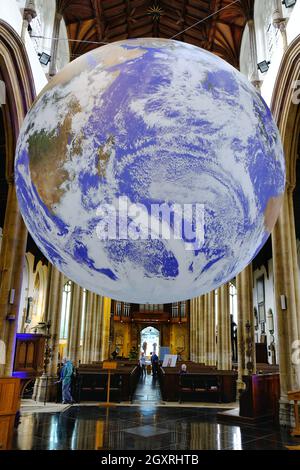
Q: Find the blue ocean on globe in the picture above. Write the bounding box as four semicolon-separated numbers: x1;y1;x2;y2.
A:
15;38;285;303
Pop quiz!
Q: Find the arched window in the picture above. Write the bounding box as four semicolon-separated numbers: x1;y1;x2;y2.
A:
229;282;237;324
60;280;72;339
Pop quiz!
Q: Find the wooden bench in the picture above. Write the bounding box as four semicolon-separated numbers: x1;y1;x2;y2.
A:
287;390;300;436
179;374;222;403
159;366;236;402
77;363;139;402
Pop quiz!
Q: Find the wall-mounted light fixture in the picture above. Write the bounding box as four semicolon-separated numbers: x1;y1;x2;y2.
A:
280;294;287;310
38;52;51;66
258;60;271;73
282;0;297;8
267;308;274;334
9;289;15;305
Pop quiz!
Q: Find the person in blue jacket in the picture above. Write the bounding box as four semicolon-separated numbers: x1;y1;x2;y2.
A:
60;358;74;404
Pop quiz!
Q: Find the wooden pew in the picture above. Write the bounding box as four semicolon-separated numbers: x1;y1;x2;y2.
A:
77;363;139;402
159;366;236;402
179;374;222;403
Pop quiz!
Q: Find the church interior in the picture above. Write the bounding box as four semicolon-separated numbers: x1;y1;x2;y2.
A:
1;0;300;454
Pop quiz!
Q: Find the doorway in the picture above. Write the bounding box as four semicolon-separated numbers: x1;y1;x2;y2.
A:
140;326;160;358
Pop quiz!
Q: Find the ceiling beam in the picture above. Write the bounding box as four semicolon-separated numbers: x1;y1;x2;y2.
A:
90;0;107;42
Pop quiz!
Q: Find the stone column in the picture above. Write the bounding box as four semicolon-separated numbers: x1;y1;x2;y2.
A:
189;298;195;361
272;0;288;51
203;294;209;365
0;179;27;376
49;12;63;77
192;298;198;361
236;264;256;394
89;293;97;362
34;265;64;401
204;292;216;366
272;186;300;425
48;270;64;377
92;295;103;362
67;284;84;366
217;283;232;370
208;291;216;366
194;295;205;364
194;298;200;362
197;296;205;364
100;297;111;361
82;291;94;363
247;19;263;91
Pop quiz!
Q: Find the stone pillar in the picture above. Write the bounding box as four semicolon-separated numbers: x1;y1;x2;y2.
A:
0;179;27;376
48;270;64;377
89;293;97;362
197;296;205;364
82;291;94;363
67;284;84;366
34;265;64;402
194;298;200;362
92;295;103;362
236;264;256;394
49;12;63;77
100;297;111;361
272;0;288;51
208;291;216;366
272;186;300;425
203;294;209;365
190;297;206;363
189;298;195;361
247;19;263;91
217;283;232;370
203;291;216;366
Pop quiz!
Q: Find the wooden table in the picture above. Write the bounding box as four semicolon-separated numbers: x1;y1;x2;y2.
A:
287;390;300;436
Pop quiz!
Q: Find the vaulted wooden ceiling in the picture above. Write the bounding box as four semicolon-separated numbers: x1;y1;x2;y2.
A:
59;0;254;69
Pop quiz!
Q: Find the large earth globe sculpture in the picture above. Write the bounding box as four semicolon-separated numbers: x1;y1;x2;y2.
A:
15;38;285;303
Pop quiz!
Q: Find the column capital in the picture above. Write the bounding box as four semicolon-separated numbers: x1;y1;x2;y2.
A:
251;79;263;92
24;1;37;23
286;181;295;194
55;12;63;21
6;173;15;185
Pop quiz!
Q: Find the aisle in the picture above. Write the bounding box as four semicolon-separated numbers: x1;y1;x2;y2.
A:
132;372;162;404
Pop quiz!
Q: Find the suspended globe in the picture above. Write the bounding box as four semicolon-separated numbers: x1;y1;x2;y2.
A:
15;39;285;303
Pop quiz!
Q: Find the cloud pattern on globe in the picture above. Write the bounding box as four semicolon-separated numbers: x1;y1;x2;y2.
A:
15;39;285;303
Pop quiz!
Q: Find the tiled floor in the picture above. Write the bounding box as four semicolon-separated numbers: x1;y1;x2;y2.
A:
11;376;300;450
132;373;162;404
12;405;300;450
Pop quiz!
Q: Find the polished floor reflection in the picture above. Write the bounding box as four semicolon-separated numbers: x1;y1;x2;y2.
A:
132;373;162;403
12;404;300;450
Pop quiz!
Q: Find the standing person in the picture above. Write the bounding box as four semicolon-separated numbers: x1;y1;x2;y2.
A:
151;352;159;377
60;358;74;404
139;352;146;378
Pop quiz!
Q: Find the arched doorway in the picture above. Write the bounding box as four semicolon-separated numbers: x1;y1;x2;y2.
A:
140;327;160;358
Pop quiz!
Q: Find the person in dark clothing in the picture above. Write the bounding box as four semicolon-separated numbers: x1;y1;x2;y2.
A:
151;352;159;377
